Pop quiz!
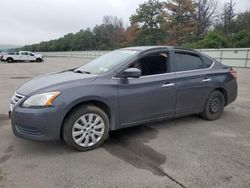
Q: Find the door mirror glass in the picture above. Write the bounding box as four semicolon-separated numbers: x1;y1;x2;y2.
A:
123;68;141;78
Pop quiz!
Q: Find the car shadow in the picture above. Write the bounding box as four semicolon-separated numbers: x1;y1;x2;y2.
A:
103;125;167;176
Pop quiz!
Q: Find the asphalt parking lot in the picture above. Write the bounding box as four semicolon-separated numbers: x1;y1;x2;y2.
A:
0;58;250;188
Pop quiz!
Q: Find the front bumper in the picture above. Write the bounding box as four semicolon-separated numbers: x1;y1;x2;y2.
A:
11;106;63;141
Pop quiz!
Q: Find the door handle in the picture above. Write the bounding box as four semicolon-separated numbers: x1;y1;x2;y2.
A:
202;78;211;82
162;83;175;87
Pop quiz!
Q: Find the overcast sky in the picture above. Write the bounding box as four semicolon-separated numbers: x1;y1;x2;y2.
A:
0;0;249;45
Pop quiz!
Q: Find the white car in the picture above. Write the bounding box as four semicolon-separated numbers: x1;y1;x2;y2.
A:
0;51;5;59
1;51;44;63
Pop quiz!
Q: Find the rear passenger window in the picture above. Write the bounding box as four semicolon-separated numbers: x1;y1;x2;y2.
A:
203;57;213;68
174;52;203;72
21;52;28;55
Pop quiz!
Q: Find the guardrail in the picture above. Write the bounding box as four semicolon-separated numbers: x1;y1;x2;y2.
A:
40;48;250;68
41;51;110;59
197;48;250;68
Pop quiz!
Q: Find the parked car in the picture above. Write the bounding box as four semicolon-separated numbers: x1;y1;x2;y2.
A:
1;51;43;63
9;46;237;151
0;50;5;60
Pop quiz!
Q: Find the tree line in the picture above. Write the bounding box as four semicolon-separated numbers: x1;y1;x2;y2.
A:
21;0;250;52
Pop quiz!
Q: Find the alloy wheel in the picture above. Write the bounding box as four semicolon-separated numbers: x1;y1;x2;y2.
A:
72;113;105;147
209;96;221;114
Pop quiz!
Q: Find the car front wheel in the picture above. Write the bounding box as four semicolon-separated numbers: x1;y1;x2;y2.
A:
201;90;225;121
63;105;109;151
36;58;42;62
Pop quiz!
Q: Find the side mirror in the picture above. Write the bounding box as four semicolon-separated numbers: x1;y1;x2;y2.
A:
122;68;141;78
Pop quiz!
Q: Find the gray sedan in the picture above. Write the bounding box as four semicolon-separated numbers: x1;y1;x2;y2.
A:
10;46;238;151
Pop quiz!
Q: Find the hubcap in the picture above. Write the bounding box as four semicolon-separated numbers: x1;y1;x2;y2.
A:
72;113;105;147
209;96;221;113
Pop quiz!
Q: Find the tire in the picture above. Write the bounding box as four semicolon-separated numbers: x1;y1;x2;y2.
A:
36;58;42;62
63;105;109;151
201;90;225;121
7;58;13;63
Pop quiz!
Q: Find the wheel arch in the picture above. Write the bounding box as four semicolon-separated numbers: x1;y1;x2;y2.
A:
36;57;42;62
7;57;14;62
60;99;112;140
213;87;228;106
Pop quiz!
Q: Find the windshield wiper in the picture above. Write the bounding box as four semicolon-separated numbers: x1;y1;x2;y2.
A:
73;69;91;74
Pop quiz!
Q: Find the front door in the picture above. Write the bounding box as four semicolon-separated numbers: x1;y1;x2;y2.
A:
118;51;176;127
28;52;36;61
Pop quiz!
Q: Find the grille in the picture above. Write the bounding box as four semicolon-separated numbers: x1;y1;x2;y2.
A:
10;92;25;108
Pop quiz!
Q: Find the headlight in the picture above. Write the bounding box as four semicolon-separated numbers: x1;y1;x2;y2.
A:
21;92;60;108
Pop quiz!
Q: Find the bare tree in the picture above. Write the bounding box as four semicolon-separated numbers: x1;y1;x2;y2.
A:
103;15;124;29
196;0;218;37
222;0;236;36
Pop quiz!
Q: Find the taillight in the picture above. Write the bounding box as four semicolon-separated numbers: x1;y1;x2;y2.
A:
230;68;237;79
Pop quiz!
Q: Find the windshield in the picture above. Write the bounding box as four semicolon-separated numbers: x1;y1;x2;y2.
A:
75;49;138;74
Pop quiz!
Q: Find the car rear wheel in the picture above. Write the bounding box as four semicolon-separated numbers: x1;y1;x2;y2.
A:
201;90;225;121
63;105;109;151
7;58;13;63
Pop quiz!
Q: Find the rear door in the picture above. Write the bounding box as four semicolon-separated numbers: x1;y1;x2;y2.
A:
173;50;214;115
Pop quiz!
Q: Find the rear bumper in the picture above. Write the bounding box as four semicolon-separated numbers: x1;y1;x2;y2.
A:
11;106;62;141
225;79;238;105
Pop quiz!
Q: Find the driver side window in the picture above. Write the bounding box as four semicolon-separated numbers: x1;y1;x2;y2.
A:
129;52;169;76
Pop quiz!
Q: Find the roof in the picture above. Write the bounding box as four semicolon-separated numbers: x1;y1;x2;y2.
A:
123;46;170;51
122;46;198;53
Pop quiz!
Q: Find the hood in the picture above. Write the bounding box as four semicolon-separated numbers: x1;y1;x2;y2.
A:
16;71;96;96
